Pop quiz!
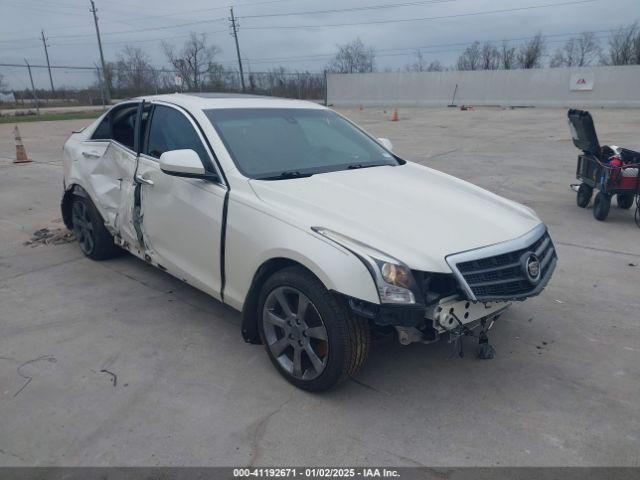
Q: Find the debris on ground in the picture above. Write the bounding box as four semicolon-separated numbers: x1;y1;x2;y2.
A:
100;369;118;387
24;227;74;247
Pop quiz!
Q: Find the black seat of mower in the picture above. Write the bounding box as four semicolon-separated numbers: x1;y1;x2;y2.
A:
568;109;601;157
620;147;640;164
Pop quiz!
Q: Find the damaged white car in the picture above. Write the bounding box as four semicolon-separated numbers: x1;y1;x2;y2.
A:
62;94;557;391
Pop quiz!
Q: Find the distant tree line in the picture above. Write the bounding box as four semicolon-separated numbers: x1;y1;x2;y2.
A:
417;22;640;72
97;32;325;99
328;22;640;74
3;21;640;105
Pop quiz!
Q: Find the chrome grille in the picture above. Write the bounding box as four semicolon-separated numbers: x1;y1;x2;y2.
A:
446;225;557;301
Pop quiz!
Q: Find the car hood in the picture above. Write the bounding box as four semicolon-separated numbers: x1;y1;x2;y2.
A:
249;162;542;272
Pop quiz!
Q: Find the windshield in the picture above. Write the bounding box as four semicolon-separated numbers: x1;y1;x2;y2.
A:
205;108;399;179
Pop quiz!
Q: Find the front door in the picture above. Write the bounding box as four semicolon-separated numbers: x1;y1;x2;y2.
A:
82;102;140;248
135;103;227;299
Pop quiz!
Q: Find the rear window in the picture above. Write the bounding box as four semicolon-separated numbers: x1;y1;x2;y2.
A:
91;103;139;150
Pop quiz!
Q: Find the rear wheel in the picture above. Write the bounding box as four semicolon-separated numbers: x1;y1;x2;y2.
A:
258;266;370;392
72;196;121;260
593;192;611;221
576;183;593;208
617;193;635;210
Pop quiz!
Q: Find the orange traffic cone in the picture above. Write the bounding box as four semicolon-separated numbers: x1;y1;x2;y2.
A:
391;108;399;122
14;125;31;163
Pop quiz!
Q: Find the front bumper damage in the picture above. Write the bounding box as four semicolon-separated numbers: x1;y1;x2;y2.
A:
395;295;510;346
347;294;510;346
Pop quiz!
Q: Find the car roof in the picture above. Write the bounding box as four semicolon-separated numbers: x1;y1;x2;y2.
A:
134;93;326;111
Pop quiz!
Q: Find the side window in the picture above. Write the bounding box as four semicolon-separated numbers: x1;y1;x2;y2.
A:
92;114;111;140
90;103;138;150
145;105;209;163
111;105;138;150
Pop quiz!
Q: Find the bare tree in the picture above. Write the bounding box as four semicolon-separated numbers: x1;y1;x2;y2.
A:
0;73;7;91
500;41;517;69
114;46;156;94
405;50;444;72
602;22;639;65
406;50;428;72
426;60;444;71
550;32;601;67
572;31;601;66
517;32;545;69
163;33;221;90
327;38;375;73
206;61;228;90
456;41;482;70
481;42;500;70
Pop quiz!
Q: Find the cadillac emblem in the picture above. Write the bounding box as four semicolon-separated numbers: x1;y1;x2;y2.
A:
524;254;541;284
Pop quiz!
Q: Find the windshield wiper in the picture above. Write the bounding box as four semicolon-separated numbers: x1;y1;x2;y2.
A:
258;170;314;180
347;163;383;170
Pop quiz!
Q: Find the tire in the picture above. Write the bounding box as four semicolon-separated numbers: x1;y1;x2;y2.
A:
593;192;611;221
71;195;121;260
616;193;634;210
257;266;370;392
576;183;593;208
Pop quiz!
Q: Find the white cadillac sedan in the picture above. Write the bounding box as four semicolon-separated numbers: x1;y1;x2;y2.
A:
62;93;557;391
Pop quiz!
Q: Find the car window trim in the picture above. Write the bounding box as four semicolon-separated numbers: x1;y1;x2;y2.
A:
82;137;138;156
152;100;228;188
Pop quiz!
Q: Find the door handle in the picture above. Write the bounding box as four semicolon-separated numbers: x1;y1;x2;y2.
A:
135;175;154;186
82;151;101;159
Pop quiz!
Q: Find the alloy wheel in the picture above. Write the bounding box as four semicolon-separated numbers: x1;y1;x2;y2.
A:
262;286;329;380
72;200;94;254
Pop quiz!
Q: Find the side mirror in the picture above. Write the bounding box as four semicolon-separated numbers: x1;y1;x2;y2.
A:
159;149;211;179
378;137;394;152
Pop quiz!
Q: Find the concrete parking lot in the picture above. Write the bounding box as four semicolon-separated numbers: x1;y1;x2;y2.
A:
1;106;639;467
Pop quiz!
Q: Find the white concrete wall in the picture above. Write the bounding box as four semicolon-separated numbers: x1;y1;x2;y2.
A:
327;66;640;108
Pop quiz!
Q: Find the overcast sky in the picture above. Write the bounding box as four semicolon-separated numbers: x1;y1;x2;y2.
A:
0;0;638;89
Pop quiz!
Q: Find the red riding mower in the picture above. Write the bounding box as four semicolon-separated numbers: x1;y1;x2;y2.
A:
568;109;640;225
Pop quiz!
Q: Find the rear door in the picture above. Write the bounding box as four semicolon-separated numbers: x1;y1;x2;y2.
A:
82;102;141;247
135;103;227;299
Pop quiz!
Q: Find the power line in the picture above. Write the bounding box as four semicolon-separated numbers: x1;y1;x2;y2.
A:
1;28;621;72
0;0;599;44
0;0;444;45
0;0;297;38
2;1;90;18
238;0;454;19
47;17;228;41
239;0;599;30
48;29;230;47
219;28;625;65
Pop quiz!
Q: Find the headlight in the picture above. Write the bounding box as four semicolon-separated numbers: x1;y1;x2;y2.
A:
312;227;418;305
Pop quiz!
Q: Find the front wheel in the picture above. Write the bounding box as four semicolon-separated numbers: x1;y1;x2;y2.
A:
593;192;611;221
617;193;635;210
576;183;593;208
258;266;370;392
71;196;121;260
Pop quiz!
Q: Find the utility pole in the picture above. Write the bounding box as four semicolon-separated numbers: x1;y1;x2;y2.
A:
41;30;54;93
95;63;106;109
90;0;111;102
24;59;40;115
229;7;246;93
